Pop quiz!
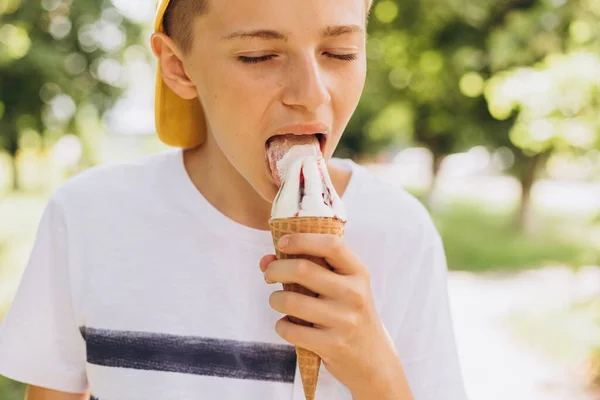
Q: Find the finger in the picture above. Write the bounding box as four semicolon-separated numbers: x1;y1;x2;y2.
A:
264;258;347;298
269;290;343;327
259;254;277;273
277;233;366;276
274;316;329;355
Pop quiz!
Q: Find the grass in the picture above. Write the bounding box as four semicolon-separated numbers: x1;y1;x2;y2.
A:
508;297;600;363
506;296;600;390
0;376;26;400
433;202;599;273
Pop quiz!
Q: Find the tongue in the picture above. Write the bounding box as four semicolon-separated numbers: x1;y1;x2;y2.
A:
267;135;321;186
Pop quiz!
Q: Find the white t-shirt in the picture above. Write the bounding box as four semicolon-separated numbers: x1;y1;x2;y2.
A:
0;149;466;400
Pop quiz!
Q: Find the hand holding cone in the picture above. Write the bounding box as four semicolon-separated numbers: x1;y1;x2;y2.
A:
266;135;347;400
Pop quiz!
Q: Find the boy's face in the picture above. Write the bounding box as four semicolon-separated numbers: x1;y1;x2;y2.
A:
172;0;367;202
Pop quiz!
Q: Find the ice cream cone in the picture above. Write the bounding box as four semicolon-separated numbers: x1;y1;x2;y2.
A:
269;216;345;400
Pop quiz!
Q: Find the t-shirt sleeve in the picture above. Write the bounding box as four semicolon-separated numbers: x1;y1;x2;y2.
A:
0;196;88;393
391;218;467;400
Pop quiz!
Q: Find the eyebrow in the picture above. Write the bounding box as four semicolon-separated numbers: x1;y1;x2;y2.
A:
222;24;364;41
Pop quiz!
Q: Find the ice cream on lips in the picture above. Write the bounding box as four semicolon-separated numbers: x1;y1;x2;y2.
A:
266;134;346;221
266;134;322;187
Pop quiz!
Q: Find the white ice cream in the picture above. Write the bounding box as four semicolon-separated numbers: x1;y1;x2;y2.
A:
270;155;346;221
273;144;321;186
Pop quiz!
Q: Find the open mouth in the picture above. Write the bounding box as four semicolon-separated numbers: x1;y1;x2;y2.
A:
265;133;326;186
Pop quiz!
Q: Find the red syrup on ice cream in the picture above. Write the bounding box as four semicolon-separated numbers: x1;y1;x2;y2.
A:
295;167;305;217
317;161;333;207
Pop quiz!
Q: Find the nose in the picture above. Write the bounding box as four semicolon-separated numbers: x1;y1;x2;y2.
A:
281;54;331;112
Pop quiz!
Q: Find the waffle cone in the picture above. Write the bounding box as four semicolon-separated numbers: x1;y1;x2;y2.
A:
269;216;346;400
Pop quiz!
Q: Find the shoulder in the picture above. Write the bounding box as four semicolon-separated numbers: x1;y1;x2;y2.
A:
340;159;439;243
51;150;180;213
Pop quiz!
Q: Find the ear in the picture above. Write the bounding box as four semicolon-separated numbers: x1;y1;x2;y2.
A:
151;33;198;100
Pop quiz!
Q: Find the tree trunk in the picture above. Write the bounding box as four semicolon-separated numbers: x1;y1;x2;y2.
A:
417;132;445;210
10;156;19;191
7;132;19;191
518;152;546;234
427;152;445;210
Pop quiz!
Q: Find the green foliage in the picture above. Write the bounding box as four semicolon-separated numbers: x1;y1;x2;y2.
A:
343;0;517;157
0;376;25;400
433;202;598;272
342;0;600;165
508;297;600;365
486;53;600;156
0;0;145;162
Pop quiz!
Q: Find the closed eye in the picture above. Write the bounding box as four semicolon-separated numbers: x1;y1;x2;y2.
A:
239;54;275;64
238;52;358;64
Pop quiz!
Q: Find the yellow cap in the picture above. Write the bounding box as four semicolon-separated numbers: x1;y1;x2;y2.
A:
154;0;206;148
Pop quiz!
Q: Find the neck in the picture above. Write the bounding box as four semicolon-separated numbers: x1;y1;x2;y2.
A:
184;137;273;231
183;136;352;232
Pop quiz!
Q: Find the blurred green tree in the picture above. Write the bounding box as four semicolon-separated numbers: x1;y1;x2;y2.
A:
344;0;600;231
0;0;145;189
343;0;521;207
484;1;600;230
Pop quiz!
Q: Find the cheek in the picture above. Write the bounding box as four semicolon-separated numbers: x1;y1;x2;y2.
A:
199;68;271;147
210;71;275;139
341;63;367;105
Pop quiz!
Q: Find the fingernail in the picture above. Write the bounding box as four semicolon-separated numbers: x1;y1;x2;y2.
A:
264;273;274;284
278;236;289;249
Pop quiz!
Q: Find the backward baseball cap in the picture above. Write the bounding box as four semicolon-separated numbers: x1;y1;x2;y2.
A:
154;0;206;148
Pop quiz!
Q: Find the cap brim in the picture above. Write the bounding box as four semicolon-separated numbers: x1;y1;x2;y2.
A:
155;66;206;148
154;0;206;148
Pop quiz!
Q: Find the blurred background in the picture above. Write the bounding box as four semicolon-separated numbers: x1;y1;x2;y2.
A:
1;0;600;399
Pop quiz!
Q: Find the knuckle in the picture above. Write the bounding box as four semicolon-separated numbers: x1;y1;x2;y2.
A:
329;236;343;252
342;312;360;330
353;261;370;280
283;293;300;314
360;267;372;282
294;259;311;279
331;335;349;354
343;285;364;307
